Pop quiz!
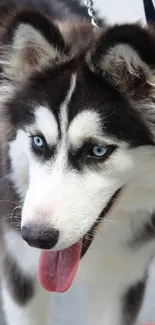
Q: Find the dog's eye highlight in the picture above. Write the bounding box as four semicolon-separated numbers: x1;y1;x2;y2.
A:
33;136;44;148
85;144;117;162
31;135;47;156
91;146;108;158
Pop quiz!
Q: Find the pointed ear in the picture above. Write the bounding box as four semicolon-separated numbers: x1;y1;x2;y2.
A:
87;24;155;99
0;9;67;81
99;43;151;98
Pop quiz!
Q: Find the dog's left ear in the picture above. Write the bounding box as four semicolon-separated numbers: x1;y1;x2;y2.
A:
88;24;155;99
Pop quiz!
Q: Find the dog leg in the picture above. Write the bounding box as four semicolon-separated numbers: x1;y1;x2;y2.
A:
0;228;52;325
1;277;52;325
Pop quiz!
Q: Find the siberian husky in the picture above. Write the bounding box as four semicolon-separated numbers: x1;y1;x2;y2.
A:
0;1;155;325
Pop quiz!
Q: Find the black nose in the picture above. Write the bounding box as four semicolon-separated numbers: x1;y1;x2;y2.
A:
21;224;59;249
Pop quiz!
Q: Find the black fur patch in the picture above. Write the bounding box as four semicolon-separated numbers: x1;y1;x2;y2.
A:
6;64;72;128
68;66;154;146
6;59;154;171
2;251;34;305
130;213;155;247
7;60;154;153
123;280;146;325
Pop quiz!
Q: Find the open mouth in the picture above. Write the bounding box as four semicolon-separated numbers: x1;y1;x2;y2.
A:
38;188;121;293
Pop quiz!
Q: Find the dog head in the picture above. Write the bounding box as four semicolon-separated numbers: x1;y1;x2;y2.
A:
1;9;155;253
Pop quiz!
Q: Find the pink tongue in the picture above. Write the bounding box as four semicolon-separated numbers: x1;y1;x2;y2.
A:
38;240;82;293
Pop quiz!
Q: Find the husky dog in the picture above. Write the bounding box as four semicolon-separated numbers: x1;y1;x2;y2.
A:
1;1;155;325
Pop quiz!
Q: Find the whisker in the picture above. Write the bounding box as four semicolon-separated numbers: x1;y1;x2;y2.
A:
0;199;22;206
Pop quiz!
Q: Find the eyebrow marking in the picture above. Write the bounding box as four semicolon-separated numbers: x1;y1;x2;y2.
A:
68;110;102;148
60;73;77;139
53;73;77;168
32;105;58;145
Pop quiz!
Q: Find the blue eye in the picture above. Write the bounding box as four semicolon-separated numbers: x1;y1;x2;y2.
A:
33;136;44;149
91;146;108;157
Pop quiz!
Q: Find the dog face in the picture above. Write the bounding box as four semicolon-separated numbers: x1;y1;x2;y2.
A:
1;9;155;251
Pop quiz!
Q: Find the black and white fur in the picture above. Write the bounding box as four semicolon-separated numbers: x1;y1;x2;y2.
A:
0;1;155;325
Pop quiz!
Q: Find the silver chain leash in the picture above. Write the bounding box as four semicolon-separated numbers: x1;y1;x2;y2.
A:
85;0;99;27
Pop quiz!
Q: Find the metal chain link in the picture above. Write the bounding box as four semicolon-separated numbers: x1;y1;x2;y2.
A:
85;0;99;27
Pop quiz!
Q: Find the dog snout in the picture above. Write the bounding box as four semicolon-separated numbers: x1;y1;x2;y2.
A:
21;224;59;249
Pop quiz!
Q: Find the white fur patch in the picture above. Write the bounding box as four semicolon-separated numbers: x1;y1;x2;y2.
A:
3;227;39;275
9;130;29;200
60;73;77;137
51;73;77;167
68;110;101;148
29;105;58;145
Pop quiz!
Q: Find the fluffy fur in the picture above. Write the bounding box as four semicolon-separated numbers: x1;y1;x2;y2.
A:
0;1;155;325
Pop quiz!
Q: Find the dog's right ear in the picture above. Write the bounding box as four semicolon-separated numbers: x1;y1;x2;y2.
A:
0;9;67;81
